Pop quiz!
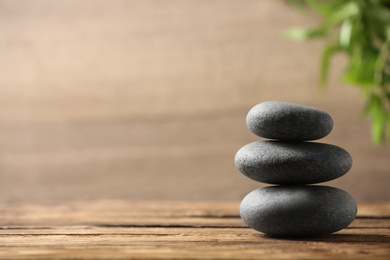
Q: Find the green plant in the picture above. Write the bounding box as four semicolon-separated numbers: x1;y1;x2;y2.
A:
285;0;390;145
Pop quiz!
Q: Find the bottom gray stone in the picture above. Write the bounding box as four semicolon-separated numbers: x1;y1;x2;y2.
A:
240;185;357;237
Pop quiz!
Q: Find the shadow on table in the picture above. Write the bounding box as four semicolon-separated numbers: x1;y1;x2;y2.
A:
263;233;390;243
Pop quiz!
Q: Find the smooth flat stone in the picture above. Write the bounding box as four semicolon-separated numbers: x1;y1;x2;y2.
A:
235;141;352;184
240;185;357;237
246;101;333;141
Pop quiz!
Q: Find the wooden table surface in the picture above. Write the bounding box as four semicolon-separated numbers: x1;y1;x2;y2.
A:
0;201;389;259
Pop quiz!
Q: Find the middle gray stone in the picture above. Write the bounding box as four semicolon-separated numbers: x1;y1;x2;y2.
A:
235;140;352;184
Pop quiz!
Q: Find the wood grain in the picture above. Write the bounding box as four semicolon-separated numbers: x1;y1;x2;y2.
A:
0;0;389;203
0;201;389;259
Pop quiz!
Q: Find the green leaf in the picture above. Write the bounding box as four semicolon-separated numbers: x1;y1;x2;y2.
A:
372;109;387;145
372;115;384;145
305;0;351;17
284;0;390;145
363;5;390;41
365;94;387;144
343;44;378;89
374;38;390;87
340;19;353;48
319;44;340;89
305;0;336;16
385;26;390;39
387;113;390;141
283;27;327;41
386;92;390;102
364;4;390;25
361;95;375;118
283;28;310;40
323;1;359;28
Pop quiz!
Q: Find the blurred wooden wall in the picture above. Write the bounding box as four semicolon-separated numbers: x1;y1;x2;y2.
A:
0;0;389;203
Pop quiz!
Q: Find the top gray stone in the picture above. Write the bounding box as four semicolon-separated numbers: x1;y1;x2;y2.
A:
246;101;333;141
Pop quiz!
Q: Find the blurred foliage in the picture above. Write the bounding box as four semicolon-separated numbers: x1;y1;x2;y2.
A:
285;0;390;145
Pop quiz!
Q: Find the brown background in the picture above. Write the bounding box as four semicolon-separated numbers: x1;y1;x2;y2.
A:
0;0;389;204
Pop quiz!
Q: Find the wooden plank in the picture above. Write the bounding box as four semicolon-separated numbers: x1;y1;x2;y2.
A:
0;226;389;260
0;201;389;259
0;232;388;260
0;200;241;227
0;200;389;227
0;234;388;259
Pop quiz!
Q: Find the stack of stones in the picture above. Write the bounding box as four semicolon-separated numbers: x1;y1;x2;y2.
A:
235;101;357;237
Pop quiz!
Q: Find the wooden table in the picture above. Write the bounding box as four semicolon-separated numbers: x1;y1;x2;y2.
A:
0;201;389;259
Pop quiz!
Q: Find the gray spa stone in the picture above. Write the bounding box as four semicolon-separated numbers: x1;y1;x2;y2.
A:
246;101;333;141
235;140;352;184
240;185;357;237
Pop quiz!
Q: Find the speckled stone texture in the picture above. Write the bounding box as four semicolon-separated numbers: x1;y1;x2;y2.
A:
246;101;333;141
240;185;357;237
237;101;357;237
235;140;352;184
